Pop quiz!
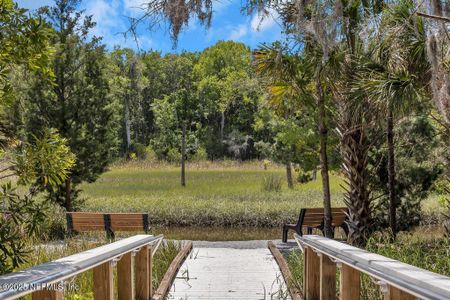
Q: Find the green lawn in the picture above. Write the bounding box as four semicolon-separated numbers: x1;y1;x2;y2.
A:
79;161;345;227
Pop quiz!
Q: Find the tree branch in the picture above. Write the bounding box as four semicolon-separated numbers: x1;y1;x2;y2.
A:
416;12;450;22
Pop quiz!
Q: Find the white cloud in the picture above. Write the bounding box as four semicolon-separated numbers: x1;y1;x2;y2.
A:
250;8;278;32
228;24;248;40
212;0;233;13
123;0;148;14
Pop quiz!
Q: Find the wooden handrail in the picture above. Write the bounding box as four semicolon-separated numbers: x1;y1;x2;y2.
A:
0;234;163;300
295;234;450;300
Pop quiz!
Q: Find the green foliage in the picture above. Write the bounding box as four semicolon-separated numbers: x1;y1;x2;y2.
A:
190;146;207;161
14;129;76;189
130;143;147;160
0;130;74;274
194;41;260;158
0;0;53;106
370;116;443;231
23;0;117;209
296;168;313;184
167;148;181;163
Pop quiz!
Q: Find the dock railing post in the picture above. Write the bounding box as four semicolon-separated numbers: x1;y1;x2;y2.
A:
149;246;153;298
339;264;359;300
319;254;336;300
118;252;134;300
304;246;320;300
32;290;63;300
93;261;114;300
385;285;415;300
136;245;150;300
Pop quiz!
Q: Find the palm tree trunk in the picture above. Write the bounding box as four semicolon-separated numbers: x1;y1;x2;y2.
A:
387;109;397;236
316;66;333;238
181;123;186;187
286;161;293;189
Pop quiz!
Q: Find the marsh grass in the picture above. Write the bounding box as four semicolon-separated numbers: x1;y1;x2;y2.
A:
77;161;444;228
287;229;449;300
20;237;181;299
79;162;345;227
262;174;283;192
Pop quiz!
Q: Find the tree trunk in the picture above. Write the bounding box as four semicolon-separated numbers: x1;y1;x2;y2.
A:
312;167;317;180
220;111;225;142
316;66;333;238
387;109;397;237
124;96;131;152
181;123;186;187
286;161;293;189
65;177;72;211
339;120;371;246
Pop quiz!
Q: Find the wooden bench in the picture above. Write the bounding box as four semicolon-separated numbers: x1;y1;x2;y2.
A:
66;212;150;240
282;207;348;242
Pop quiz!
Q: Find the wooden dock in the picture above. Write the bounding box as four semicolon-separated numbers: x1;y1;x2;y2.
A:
167;241;292;300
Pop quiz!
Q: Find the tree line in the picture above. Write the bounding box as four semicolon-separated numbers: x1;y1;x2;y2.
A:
0;0;449;256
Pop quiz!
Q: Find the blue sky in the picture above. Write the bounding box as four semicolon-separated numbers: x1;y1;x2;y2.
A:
16;0;284;53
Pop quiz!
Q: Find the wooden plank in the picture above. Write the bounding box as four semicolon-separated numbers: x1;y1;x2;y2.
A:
305;246;320;300
267;241;302;300
149;246;153;298
169;247;291;299
386;285;415;300
93;262;114;300
136;245;150;300
339;264;359;300
31;290;63;300
320;255;336;300
117;252;133;300
295;235;450;300
153;241;193;300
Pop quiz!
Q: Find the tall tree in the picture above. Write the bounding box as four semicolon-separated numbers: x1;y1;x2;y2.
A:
359;0;428;236
24;0;117;210
0;0;53;142
109;48;147;155
152;54;201;186
194;41;259;157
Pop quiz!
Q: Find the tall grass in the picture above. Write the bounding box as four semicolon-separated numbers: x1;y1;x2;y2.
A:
262;174;283;192
79;162;345;227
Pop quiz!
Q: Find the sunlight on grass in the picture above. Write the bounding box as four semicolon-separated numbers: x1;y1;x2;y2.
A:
79;162;345;227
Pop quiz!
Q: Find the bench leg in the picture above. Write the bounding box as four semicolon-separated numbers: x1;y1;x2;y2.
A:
106;229;115;241
282;225;288;243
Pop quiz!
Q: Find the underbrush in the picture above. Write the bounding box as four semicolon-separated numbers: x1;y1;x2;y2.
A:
19;237;182;299
287;230;449;300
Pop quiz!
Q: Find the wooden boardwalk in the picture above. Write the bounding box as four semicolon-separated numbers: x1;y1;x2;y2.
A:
167;242;292;300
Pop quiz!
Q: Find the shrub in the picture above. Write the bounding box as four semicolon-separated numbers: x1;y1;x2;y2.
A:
262;174;282;192
145;146;157;162
167;148;181;162
130;143;147;160
190;146;207;161
296;169;312;183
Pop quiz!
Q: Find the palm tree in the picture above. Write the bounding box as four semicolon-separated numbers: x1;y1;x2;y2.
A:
359;1;427;236
254;44;335;237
